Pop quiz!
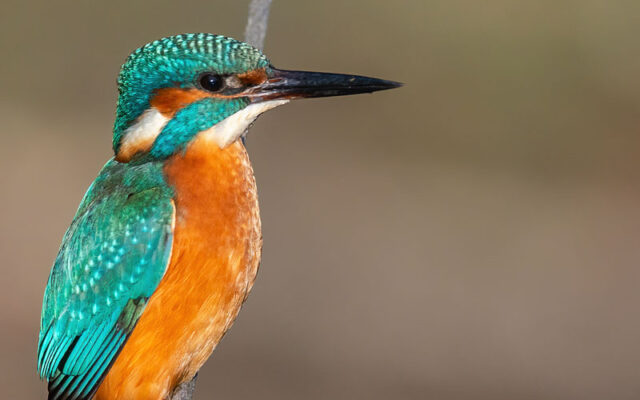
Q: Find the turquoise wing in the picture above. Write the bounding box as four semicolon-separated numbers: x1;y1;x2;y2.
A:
37;159;175;400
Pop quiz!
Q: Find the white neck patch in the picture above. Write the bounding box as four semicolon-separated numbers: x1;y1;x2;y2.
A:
200;100;290;148
118;108;169;161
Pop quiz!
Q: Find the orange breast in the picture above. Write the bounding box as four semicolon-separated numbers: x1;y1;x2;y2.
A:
96;138;262;400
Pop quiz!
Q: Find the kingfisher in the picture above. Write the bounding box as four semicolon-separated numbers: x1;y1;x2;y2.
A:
37;33;399;400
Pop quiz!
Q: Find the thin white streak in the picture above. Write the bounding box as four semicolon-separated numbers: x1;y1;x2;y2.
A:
200;100;289;148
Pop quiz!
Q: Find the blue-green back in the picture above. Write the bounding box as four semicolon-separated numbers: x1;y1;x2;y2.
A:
38;158;175;400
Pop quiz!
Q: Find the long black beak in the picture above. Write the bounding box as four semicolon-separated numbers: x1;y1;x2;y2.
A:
247;67;402;101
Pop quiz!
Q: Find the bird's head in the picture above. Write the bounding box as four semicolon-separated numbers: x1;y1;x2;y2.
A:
113;33;399;162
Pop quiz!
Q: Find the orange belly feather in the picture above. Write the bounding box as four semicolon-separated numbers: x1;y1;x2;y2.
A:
95;138;262;400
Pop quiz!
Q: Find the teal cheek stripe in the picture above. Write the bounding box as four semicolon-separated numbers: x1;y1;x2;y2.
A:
150;97;249;160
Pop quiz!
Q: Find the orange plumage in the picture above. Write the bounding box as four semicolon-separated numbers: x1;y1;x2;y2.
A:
150;88;212;117
95;138;262;400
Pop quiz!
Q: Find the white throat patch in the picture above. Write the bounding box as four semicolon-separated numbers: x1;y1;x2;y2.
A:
200;100;290;148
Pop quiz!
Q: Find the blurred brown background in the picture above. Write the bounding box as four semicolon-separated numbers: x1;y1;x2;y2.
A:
2;1;640;399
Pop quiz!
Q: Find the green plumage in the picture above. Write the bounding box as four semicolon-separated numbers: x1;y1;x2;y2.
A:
38;159;175;400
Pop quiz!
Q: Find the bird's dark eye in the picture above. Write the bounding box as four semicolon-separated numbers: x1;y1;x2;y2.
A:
199;73;224;92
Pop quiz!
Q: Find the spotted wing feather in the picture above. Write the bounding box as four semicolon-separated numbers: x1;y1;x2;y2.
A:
37;159;175;400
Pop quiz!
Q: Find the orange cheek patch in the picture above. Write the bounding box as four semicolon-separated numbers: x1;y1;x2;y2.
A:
150;88;212;117
238;68;267;85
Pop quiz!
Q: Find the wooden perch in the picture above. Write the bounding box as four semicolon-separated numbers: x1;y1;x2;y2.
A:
244;0;273;51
